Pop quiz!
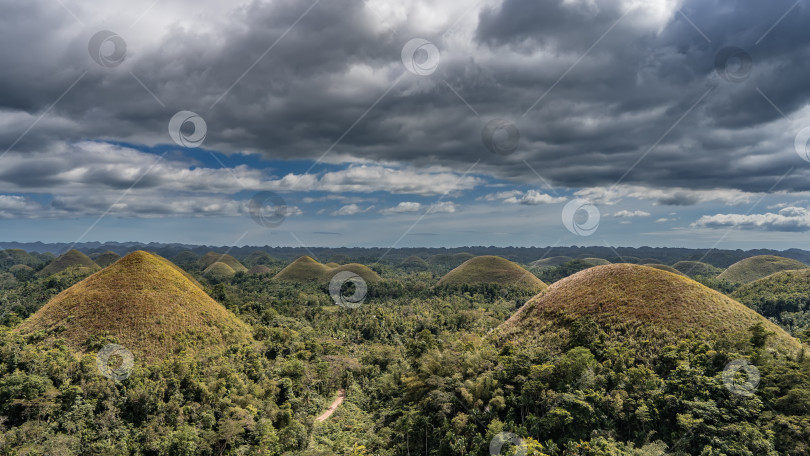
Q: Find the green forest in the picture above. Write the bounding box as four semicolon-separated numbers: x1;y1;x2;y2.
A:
0;249;809;455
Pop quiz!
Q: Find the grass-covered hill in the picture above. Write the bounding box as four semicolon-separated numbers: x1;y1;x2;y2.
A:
672;260;724;278
198;251;248;273
92;251;121;267
400;255;429;270
242;250;280;267
499;264;802;354
327;263;382;283
16;251;252;362
203;261;236;280
247;264;273;275
437;255;547;291
718;255;808;283
273;255;332;283
732;268;810;330
643;263;687;276
36;249;100;277
530;256;573;268
581;257;610;266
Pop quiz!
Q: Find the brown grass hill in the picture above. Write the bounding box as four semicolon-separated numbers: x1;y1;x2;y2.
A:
93;251;121;267
203;262;236;280
530;256;573;268
498;264;802;355
36;250;100;277
399;256;430;271
198;252;248;273
171;250;199;268
243;250;279;267
326;263;382;284
273;256;332;283
643;263;687;276
437;256;547;292
582;257;611;266
16;251;252;362
247;265;273;275
324;262;340;268
718;255;808;284
672;260;724;278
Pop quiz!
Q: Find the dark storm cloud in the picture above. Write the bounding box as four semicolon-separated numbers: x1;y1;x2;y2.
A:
2;0;810;197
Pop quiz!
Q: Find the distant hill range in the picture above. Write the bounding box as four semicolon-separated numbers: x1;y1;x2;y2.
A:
3;242;810;268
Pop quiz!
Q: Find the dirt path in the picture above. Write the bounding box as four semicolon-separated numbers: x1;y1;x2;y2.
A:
315;388;345;422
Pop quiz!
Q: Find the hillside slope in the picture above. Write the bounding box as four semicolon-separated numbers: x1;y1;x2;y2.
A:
500;264;801;354
17;251;253;361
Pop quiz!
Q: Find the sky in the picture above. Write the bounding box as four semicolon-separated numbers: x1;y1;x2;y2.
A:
2;0;810;249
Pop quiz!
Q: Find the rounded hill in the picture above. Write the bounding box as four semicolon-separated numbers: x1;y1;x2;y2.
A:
93;251;121;267
672;260;723;278
499;264;801;354
530;256;572;268
718;255;807;283
327;263;382;283
732;269;810;322
36;250;100;277
17;251;253;362
643;263;686;276
203;262;236;280
198;252;247;273
273;256;331;283
437;256;547;291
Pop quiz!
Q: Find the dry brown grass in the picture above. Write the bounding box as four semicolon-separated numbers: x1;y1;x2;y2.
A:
718;255;808;283
17;250;253;362
37;250;100;277
499;264;802;355
198;251;248;273
273;256;332;282
437;255;547;291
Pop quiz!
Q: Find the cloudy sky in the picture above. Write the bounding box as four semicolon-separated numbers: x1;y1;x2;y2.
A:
2;0;810;249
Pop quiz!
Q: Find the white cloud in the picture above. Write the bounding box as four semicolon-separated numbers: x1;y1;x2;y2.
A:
576;185;757;206
613;210;651;218
331;204;374;216
427;201;457;214
483;189;566;205
380;202;422;214
692;207;810;232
